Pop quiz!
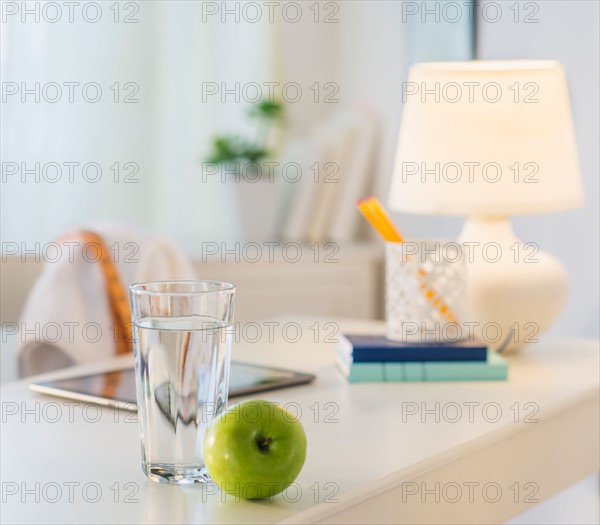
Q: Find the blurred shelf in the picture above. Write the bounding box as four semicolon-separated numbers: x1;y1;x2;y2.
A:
186;242;385;322
1;243;385;325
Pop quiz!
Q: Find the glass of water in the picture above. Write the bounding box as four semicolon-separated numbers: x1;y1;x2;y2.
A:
129;280;235;484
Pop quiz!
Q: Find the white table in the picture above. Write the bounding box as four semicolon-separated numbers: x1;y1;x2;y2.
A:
1;317;598;524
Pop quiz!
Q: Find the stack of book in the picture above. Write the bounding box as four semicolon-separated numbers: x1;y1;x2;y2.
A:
336;334;508;382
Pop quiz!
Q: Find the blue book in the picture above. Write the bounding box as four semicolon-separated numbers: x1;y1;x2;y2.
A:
337;334;488;363
336;351;508;382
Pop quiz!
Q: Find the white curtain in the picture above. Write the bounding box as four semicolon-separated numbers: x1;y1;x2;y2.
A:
1;1;275;248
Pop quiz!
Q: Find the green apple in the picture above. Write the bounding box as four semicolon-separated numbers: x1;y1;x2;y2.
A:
204;399;307;500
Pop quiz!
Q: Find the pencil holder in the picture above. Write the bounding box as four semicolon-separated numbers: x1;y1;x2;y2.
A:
386;240;467;343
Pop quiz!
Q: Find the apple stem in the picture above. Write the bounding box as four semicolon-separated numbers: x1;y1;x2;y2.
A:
257;436;273;451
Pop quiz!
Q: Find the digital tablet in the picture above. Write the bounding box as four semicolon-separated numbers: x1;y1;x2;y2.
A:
29;362;315;411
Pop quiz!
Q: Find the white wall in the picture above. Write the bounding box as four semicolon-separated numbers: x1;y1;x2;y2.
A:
333;1;405;196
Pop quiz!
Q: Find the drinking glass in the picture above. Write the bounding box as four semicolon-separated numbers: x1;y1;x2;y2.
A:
129;280;235;484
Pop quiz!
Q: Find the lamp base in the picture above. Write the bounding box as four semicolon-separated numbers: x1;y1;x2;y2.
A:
458;217;568;352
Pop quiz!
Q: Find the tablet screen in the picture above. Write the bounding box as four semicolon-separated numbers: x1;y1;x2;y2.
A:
30;362;314;408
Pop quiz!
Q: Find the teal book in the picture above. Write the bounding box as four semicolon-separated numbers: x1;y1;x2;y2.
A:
336;350;508;382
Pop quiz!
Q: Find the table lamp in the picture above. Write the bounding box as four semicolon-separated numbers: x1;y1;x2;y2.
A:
389;60;583;351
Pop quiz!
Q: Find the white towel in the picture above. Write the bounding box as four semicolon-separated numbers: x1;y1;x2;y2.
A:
17;224;197;376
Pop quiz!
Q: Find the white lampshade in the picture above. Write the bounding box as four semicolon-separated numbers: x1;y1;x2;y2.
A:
389;60;584;215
